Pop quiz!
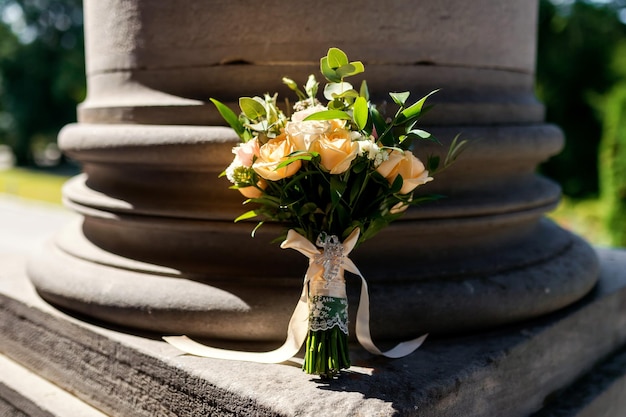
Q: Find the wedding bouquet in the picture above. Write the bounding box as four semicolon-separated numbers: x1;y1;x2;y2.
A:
207;48;464;378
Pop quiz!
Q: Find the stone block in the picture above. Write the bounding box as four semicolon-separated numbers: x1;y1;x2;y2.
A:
2;249;626;416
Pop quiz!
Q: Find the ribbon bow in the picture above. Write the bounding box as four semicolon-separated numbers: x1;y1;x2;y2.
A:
163;228;427;362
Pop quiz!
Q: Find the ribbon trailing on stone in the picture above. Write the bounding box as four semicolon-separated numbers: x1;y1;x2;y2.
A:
163;228;427;368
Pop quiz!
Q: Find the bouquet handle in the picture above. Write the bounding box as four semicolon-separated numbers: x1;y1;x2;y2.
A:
163;229;427;364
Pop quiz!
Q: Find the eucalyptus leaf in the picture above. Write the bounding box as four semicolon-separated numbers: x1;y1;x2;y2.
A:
331;89;360;100
336;62;364;79
239;97;266;120
327;47;349;69
324;82;354;100
320;57;341;83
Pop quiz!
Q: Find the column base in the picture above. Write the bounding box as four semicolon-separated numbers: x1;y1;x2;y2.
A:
2;249;626;416
26;216;599;340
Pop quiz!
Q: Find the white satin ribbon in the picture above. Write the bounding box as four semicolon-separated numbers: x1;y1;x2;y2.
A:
163;228;427;362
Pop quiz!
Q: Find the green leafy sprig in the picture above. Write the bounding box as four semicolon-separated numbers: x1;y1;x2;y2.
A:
213;47;467;246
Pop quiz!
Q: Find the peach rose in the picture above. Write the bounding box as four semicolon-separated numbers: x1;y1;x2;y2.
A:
311;128;359;174
233;138;260;167
253;133;302;181
377;150;433;194
285;109;346;152
238;179;267;199
290;104;328;122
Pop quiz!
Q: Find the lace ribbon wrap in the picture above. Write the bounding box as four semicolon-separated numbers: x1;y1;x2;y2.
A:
163;228;427;363
308;232;349;334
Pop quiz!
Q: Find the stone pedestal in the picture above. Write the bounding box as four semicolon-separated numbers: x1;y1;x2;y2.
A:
26;0;599;342
3;249;626;416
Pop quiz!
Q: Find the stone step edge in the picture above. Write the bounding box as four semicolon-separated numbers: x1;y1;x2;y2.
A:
0;352;109;417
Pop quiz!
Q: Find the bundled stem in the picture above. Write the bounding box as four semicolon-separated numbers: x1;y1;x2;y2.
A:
303;327;350;378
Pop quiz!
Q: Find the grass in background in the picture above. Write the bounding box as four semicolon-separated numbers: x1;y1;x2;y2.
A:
0;168;68;205
548;197;610;246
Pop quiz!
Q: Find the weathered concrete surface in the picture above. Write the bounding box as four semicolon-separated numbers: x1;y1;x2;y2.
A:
0;353;109;417
2;248;626;416
0;195;76;255
532;344;626;417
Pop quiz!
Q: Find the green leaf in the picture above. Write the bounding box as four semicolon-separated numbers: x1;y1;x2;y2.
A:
210;98;246;138
248;195;281;208
327;47;349;69
336;61;365;79
390;174;403;193
330;175;346;207
234;210;260;222
353;96;369;131
275;153;315;169
389;91;410;106
300;202;319;216
239;97;266;120
320;57;341;83
351;159;369;174
407;129;439;142
426;155;440;172
303;109;352;121
323;82;353;100
359;80;370;100
349;171;366;205
443;134;469;168
330;89;360;100
396;89;439;125
370;106;388;141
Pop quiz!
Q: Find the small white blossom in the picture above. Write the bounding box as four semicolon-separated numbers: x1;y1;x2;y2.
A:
225;158;243;183
357;139;386;167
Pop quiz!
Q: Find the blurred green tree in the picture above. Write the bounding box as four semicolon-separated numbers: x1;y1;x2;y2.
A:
537;0;626;198
0;0;85;166
599;82;626;246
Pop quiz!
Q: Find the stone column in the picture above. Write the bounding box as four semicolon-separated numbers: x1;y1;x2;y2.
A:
27;0;598;341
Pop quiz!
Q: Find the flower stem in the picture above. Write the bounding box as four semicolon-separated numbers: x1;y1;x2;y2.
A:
303;327;350;378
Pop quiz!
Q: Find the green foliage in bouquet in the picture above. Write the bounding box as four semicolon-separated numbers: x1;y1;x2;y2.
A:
212;47;466;378
213;47;466;247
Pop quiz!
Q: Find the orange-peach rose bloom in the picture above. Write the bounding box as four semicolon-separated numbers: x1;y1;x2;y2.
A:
253;133;301;181
311;128;359;174
285;110;346;152
376;150;433;194
234;138;260;167
238;179;267;199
